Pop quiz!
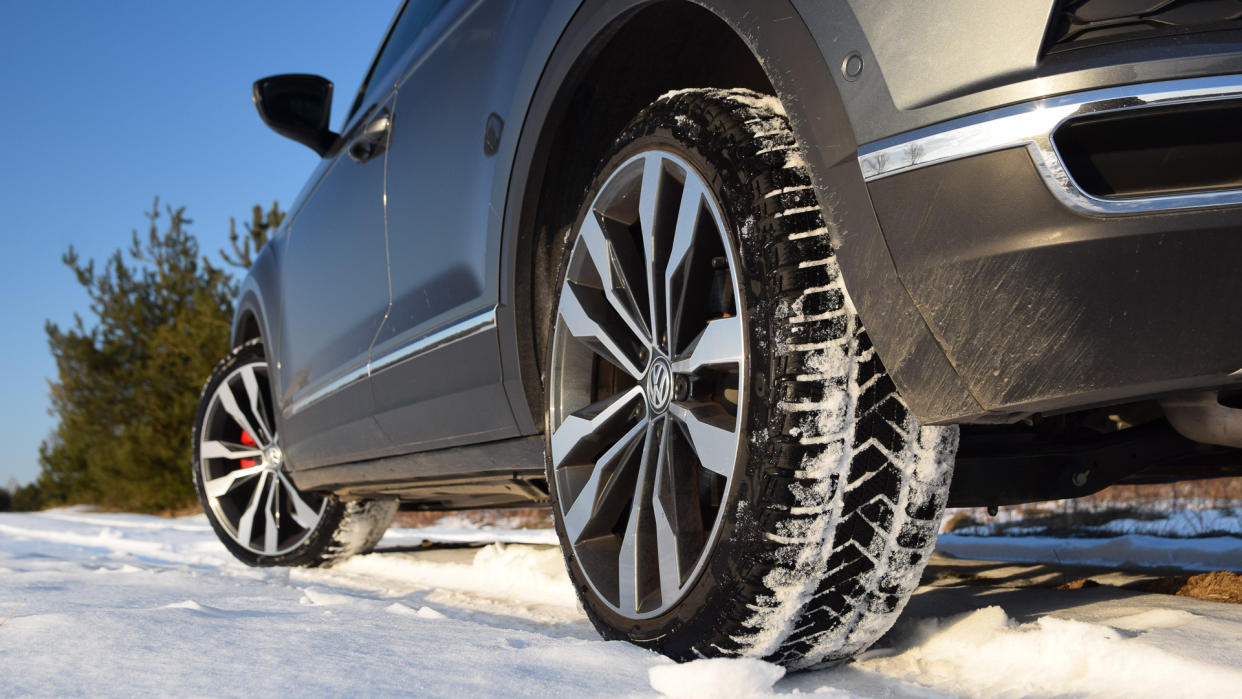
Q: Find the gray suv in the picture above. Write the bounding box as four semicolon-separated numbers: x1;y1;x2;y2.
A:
192;0;1242;667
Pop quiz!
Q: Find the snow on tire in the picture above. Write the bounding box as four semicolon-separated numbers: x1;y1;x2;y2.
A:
544;88;958;667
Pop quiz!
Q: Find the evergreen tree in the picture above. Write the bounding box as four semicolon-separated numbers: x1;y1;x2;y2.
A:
38;200;235;512
221;201;284;269
8;482;43;512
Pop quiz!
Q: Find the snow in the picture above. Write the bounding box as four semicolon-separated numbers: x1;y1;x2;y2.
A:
648;658;785;698
1094;507;1242;537
337;540;577;608
857;605;1242;698
3;508;1242;697
946;504;1242;538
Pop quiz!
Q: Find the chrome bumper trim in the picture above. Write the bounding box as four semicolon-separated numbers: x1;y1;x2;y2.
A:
857;74;1242;216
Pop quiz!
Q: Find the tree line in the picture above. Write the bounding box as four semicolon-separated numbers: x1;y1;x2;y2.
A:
0;200;284;513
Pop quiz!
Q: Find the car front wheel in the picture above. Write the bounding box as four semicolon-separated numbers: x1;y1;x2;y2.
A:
543;88;958;667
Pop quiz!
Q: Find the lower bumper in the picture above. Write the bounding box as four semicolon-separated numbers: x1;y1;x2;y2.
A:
864;90;1242;419
859;74;1242;217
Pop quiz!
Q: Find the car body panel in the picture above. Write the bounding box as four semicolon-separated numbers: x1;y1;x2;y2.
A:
488;0;582;436
869;146;1242;414
232;235;283;360
275;94;395;470
796;0;1242;144
241;0;1242;490
368;0;544;451
846;0;1057;111
707;0;987;423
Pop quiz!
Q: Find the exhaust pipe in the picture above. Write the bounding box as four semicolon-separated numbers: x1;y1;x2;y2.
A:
1160;391;1242;449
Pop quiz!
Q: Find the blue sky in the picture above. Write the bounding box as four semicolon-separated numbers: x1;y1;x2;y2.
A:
0;1;401;486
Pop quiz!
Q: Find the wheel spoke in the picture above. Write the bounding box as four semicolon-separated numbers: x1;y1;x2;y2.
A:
558;281;646;379
665;178;705;279
203;464;262;499
671;316;744;375
550;386;645;468
616;419;660;615
562;418;647;544
616;508;639;614
668;402;738;478
279;472;320;530
262;475;279;554
664;179;706;346
638;154;665;343
649;418;682;606
578;213;651;344
240;365;274;445
214;381;265;449
613;419;665;615
201;439;262;462
235;470;270;545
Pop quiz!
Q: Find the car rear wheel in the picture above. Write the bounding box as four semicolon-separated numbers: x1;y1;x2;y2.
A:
193;338;396;567
543;89;958;667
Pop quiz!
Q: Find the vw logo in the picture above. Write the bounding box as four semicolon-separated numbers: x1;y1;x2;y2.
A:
646;357;672;412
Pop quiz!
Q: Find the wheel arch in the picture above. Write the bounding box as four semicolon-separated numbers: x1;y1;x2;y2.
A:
501;0;980;431
229;236;285;400
233;303;263;347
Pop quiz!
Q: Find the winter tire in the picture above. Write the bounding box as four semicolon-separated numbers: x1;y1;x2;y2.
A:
543;89;958;667
193;338;396;567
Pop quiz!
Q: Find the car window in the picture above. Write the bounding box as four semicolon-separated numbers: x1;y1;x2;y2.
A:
348;0;449;122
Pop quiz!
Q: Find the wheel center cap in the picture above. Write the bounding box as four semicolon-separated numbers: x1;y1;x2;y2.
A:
646;357;673;412
263;446;283;467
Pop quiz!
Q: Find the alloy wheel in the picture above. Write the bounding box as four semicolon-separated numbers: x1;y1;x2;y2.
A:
197;360;326;556
548;149;746;618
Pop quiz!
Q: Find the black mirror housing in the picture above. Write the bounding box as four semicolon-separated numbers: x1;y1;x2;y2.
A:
252;74;340;157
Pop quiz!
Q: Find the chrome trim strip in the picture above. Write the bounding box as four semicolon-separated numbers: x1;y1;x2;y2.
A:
368;306;497;376
287;307;497;416
857;74;1242;216
288;363;369;417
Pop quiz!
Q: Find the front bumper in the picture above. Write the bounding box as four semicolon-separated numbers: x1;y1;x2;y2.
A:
861;74;1242;420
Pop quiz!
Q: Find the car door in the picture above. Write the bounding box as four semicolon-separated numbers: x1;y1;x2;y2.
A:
278;0;482;472
275;100;398;470
368;0;551;457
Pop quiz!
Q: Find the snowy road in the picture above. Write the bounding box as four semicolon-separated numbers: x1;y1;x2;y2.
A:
2;509;1241;697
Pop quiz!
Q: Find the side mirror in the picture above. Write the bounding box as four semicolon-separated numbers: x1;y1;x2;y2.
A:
252;74;340;157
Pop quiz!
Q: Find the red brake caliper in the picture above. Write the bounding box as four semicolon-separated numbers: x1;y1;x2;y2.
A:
239;430;258;470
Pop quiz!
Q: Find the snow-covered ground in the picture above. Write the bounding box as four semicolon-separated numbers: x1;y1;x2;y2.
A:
3;508;1242;697
946;503;1242;538
937;532;1242;572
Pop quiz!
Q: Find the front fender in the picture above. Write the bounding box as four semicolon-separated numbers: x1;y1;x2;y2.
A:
698;0;982;422
230;229;285;404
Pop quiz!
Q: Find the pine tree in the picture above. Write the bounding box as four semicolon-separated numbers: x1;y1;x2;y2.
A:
221;201;284;269
7;482;42;511
38;200;235;512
